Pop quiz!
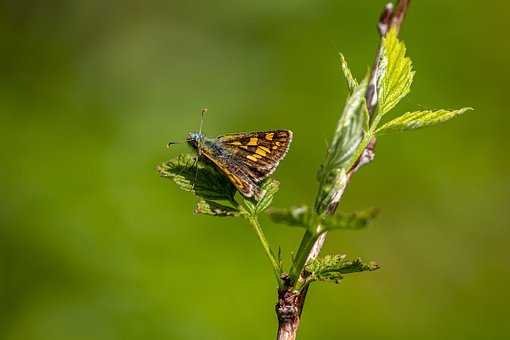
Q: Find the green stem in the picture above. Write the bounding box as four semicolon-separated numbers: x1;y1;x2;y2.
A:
247;216;283;288
290;133;374;286
289;229;317;283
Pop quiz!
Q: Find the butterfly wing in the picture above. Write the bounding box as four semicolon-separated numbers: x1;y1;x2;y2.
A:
197;143;261;198
217;130;293;183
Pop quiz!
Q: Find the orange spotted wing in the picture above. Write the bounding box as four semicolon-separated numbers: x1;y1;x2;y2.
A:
188;130;293;198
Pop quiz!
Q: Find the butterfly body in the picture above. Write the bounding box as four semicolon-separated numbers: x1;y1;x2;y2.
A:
186;130;293;198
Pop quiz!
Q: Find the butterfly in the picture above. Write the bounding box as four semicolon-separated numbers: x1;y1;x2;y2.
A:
186;130;293;199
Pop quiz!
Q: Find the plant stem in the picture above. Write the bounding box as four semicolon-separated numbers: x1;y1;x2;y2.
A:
247;216;283;288
275;1;411;339
276;285;307;340
289;230;316;282
277;321;300;340
290;132;374;285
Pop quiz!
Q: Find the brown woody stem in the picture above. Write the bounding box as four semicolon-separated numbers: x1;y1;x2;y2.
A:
276;285;305;340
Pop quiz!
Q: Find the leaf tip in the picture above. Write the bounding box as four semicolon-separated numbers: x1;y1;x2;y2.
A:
461;107;475;113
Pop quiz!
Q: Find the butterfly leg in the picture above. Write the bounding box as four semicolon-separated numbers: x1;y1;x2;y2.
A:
191;155;200;190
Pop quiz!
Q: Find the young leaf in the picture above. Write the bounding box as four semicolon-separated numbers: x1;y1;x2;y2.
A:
315;78;368;214
341;53;371;132
240;178;280;217
376;108;473;133
377;27;414;117
267;206;310;228
256;179;280;214
304;254;380;285
195;199;240;217
340;53;358;92
321;208;379;232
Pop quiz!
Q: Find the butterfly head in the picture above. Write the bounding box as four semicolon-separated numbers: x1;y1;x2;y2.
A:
186;131;204;149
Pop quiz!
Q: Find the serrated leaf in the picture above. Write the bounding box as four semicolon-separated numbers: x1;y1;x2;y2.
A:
240;178;280;217
340;53;358;92
241;198;257;216
304;254;380;284
267;206;310;228
321;208;379;232
158;154;241;216
269;206;377;234
377;27;414;116
256;179;280;213
327;77;369;171
158;154;237;202
376;108;473;134
340;53;371;132
195;199;240;217
315;78;368;214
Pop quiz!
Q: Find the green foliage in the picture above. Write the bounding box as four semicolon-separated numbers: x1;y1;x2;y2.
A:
239;179;280;217
376;27;415;117
339;53;359;92
268;206;378;234
159;152;284;285
195;199;240;217
320;208;379;232
158;9;470;296
158;154;281;219
281;23;468;290
315;78;368;215
376;108;473;133
158;154;236;203
341;53;370;132
267;206;311;228
303;254;379;285
158;154;240;216
319;78;368;178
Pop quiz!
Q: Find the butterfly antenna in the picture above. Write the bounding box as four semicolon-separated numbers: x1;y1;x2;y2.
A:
199;107;208;135
191;107;207;191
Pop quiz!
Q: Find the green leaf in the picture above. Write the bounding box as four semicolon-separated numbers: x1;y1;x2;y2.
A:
256;179;280;213
240;178;280;217
159;154;242;216
304;255;380;285
340;53;358;92
377;27;414;116
268;206;377;234
328;77;369;171
340;53;371;132
376;108;473;134
195;199;240;217
315;78;368;214
321;208;378;232
158;154;237;202
267;206;310;228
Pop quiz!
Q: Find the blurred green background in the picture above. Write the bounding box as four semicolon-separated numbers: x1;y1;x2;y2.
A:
1;1;508;339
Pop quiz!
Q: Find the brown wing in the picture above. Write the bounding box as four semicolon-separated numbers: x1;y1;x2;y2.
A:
217;130;293;182
199;149;261;198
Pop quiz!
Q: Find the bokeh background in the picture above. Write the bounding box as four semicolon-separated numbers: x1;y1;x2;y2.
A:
1;1;509;339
